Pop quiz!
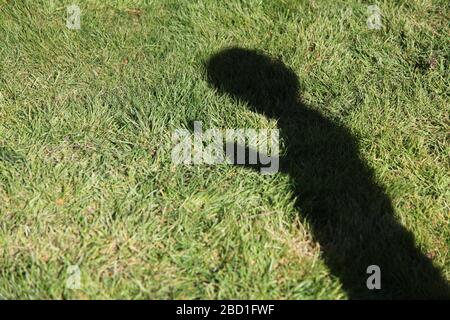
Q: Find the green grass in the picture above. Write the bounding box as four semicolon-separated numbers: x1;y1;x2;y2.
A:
0;0;448;299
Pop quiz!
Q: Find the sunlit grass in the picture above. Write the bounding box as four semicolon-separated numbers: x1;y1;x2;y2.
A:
0;0;448;299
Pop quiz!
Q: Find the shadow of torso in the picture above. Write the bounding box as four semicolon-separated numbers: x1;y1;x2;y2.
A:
206;47;450;299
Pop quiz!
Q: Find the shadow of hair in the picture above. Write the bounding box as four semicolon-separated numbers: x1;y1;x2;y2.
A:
205;47;450;299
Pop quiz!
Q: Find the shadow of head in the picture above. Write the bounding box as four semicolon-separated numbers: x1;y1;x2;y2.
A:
205;47;300;119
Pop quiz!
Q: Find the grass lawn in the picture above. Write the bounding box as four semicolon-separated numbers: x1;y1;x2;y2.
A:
0;0;449;299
